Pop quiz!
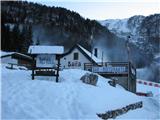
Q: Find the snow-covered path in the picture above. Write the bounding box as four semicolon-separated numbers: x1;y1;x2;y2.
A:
1;64;160;119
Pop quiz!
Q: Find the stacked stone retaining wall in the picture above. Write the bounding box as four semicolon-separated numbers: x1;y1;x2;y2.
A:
97;101;143;119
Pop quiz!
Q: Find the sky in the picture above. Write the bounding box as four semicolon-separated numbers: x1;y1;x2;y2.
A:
26;0;160;20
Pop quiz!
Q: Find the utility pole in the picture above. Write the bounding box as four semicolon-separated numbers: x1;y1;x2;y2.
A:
102;51;104;66
90;22;95;72
126;35;131;92
126;36;131;63
90;33;93;72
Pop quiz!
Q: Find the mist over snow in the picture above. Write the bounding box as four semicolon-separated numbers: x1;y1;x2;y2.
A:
99;14;160;83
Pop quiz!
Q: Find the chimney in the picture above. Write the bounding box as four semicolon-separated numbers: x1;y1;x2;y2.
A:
94;48;98;57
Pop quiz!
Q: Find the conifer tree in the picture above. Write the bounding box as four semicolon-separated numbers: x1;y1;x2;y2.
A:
36;36;40;45
21;25;33;53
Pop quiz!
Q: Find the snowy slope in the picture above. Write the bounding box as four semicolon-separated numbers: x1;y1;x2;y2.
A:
117;96;160;119
118;79;160;119
1;63;160;119
100;18;130;34
99;15;145;39
137;79;160;96
99;18;131;39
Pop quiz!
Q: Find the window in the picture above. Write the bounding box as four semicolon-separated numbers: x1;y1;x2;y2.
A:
94;48;98;57
73;52;79;60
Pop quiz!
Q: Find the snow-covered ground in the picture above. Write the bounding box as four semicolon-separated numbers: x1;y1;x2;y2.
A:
137;80;160;97
1;63;160;119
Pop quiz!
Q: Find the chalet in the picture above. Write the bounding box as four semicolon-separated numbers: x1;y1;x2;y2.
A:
28;45;64;82
60;44;136;93
60;44;102;70
1;52;17;64
1;52;32;68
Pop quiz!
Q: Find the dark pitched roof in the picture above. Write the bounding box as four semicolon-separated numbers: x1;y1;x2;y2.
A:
1;52;32;62
12;53;32;62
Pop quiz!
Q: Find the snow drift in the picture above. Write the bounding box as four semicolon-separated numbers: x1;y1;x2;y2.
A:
1;64;160;119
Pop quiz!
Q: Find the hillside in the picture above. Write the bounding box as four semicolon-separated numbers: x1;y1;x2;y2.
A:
99;16;145;38
1;63;160;119
1;1;114;52
1;1;159;82
99;14;160;83
99;14;160;54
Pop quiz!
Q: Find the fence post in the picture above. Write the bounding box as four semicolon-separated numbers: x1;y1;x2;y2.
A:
127;62;131;91
32;56;35;80
56;55;60;83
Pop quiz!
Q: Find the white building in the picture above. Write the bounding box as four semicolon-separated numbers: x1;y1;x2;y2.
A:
27;45;103;70
60;44;102;70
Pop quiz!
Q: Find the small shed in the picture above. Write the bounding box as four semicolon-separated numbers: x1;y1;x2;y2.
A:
1;52;32;68
1;52;17;64
28;45;64;82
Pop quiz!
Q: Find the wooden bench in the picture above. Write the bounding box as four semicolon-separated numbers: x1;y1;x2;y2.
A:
32;67;59;79
6;63;19;69
34;68;56;76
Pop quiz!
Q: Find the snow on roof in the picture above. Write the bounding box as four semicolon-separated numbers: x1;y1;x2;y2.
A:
0;50;15;57
28;45;64;54
154;53;160;59
78;45;102;63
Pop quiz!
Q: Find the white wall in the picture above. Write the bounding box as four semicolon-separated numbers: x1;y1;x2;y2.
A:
1;56;18;64
61;48;91;70
93;48;108;62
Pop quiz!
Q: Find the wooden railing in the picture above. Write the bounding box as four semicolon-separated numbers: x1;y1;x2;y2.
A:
84;62;137;93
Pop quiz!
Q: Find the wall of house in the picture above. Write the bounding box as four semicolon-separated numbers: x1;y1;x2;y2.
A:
18;60;31;68
61;48;91;70
116;77;128;90
93;47;108;62
1;56;18;64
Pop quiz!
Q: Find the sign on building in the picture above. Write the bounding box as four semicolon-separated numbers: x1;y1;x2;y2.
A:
93;66;128;74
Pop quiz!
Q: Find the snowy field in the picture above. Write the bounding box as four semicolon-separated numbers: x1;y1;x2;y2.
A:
1;63;160;119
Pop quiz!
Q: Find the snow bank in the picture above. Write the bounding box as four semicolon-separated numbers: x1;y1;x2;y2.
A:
1;64;159;119
117;96;160;119
137;80;160;97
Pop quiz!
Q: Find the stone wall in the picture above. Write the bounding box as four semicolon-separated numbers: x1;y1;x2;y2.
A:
97;101;143;119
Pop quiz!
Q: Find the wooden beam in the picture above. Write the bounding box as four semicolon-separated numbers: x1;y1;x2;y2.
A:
56;55;60;82
32;56;35;80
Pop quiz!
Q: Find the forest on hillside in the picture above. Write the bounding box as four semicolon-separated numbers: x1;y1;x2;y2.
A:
1;1;114;53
